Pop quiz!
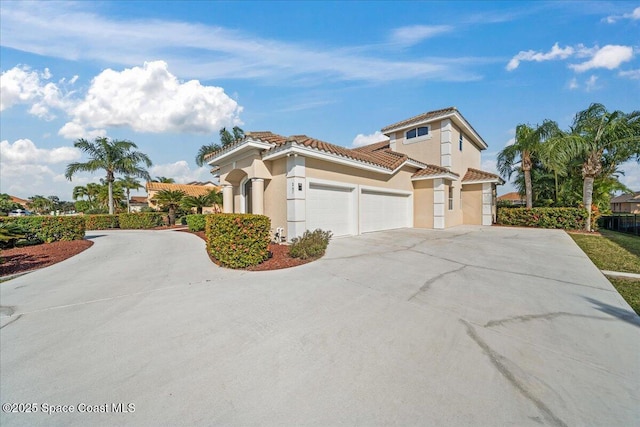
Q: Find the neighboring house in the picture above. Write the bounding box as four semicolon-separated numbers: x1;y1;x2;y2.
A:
206;107;503;240
610;191;640;214
129;196;148;213
497;192;526;206
145;182;222;213
10;195;28;208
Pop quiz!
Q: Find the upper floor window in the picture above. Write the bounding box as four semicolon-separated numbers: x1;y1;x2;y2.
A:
448;186;454;210
406;126;430;140
459;133;463;151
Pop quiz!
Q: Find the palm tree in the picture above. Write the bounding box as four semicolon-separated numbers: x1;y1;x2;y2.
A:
181;189;222;214
195;126;244;166
65;137;152;214
497;120;558;208
548;103;640;231
118;175;143;213
155;190;186;225
153;176;175;183
28;195;52;215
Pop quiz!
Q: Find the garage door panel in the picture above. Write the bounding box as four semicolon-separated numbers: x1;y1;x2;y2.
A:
360;189;411;233
307;183;355;237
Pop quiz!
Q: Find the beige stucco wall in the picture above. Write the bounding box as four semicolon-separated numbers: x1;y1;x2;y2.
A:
305;158;415;191
391;125;443;167
413;179;434;228
445;182;464;227
462;184;483;225
264;158;287;231
218;151;271;185
450;126;482;172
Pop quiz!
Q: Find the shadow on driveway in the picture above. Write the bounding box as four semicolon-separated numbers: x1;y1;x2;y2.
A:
584;297;640;328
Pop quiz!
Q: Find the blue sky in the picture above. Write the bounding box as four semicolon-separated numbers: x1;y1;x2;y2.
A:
1;1;639;201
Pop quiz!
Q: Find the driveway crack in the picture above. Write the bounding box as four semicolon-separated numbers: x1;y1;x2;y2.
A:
485;312;615;328
408;265;466;301
461;319;568;427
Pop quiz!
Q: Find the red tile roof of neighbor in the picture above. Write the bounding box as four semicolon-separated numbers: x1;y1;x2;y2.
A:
10;195;28;206
129;196;148;204
381;107;457;132
498;192;525;202
146;182;221;198
462;168;503;183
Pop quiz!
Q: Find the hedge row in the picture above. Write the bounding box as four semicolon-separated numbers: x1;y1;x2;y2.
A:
0;216;85;243
118;212;164;229
85;213;164;230
497;207;594;230
186;214;207;232
206;214;271;268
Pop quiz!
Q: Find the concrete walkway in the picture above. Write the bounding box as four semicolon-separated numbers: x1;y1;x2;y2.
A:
1;227;638;426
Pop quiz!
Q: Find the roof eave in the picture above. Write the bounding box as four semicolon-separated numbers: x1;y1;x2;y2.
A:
206;139;275;166
462;178;505;185
262;142;396;174
411;173;460;182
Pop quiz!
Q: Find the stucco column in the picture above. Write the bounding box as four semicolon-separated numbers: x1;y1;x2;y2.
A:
251;178;264;215
222;185;233;214
433;178;445;229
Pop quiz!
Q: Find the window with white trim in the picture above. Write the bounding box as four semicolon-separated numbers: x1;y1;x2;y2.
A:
448;186;454;210
405;126;430;140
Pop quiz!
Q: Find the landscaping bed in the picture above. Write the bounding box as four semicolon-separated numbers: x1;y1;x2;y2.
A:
1;240;93;277
180;229;313;271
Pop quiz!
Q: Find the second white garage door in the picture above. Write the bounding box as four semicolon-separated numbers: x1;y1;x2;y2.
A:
360;189;412;233
306;182;356;237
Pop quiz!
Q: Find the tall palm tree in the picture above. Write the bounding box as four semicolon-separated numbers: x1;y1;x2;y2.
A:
118;175;143;213
548;103;640;231
195;126;244;166
65;137;152;214
155;190;186;225
497;120;558;208
72;185;89;201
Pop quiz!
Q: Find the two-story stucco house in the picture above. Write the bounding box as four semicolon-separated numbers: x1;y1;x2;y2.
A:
206;107;503;240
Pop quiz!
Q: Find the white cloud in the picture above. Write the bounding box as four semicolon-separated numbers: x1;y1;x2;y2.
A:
351;131;389;148
569;45;634;72
0;138;90;199
0;139;80;164
58;122;107;140
60;61;242;138
603;7;640;24
390;25;453;46
568;77;579;90
585;75;599;92
506;43;574;71
149;161;213;184
619;69;640;79
0;2;482;83
0;65;67;118
618;159;640;190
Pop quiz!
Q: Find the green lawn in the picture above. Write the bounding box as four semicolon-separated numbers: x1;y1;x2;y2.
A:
569;230;640;274
569;230;640;315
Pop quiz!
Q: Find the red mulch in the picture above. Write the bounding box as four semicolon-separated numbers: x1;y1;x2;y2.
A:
1;240;94;277
178;229;312;271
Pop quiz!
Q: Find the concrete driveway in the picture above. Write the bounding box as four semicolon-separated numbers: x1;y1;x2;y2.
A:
1;226;638;426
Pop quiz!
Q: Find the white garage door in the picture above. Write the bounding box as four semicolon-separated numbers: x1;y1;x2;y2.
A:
307;182;355;237
360;189;411;233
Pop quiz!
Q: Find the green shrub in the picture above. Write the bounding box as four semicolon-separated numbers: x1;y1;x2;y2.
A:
118;212;164;229
497;207;592;230
206;214;271;268
186;214;207;232
0;222;27;248
289;229;332;259
0;216;85;243
85;214;120;230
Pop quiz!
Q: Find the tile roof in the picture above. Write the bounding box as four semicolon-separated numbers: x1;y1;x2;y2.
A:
10;195;29;206
129;196;148;204
412;164;460;179
203;131;288;162
208;130;424;172
381;107;457;132
462;168;504;183
146;182;221;198
610;191;640;203
497;192;525;202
